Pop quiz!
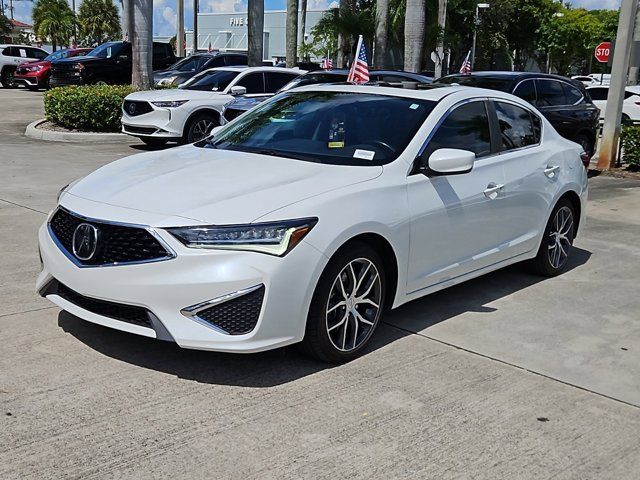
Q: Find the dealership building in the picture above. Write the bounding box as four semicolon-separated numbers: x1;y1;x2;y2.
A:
185;9;332;61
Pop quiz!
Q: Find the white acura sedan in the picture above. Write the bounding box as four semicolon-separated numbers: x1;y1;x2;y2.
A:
38;85;588;362
121;66;303;145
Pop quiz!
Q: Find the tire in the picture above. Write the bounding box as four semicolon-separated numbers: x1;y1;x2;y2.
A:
301;242;386;363
622;114;632;126
575;133;594;158
185;112;218;143
530;198;576;276
1;68;17;88
140;137;168;147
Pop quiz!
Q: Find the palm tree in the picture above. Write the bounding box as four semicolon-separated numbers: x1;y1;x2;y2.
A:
129;0;153;89
374;0;389;68
33;0;76;51
299;0;307;60
285;0;298;67
247;0;264;66
434;0;447;78
78;0;121;46
404;0;425;72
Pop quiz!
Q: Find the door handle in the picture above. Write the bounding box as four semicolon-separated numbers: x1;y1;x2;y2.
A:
544;165;560;178
483;183;504;199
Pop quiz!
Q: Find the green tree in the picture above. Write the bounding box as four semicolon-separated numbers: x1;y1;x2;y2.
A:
0;13;11;41
77;0;121;47
33;0;76;50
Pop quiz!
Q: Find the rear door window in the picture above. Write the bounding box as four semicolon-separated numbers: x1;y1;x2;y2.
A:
265;72;299;92
494;102;538;151
28;48;47;60
207;56;226;68
535;80;567;107
562;83;584;104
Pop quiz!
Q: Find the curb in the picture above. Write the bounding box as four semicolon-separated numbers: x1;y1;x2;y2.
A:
25;119;130;143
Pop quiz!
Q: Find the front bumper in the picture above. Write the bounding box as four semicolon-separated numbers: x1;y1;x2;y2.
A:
14;72;44;87
36;208;326;353
122;106;184;139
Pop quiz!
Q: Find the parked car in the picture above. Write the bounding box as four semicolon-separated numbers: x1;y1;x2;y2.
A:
154;52;248;87
0;44;48;88
221;69;433;123
49;41;176;87
586;85;640;124
14;47;92;90
436;72;601;157
39;84;587;362
121;66;303;145
572;75;598;87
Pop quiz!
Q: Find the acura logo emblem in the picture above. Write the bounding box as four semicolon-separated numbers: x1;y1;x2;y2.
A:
72;223;98;260
128;103;136;115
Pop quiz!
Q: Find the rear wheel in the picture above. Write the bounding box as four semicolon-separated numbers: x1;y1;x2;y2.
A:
531;198;576;276
301;242;386;363
185;113;218;143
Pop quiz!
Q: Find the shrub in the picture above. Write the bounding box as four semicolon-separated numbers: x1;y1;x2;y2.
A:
44;84;135;132
621;125;640;169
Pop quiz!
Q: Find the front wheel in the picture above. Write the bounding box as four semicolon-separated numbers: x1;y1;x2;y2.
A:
530;198;576;276
301;242;386;363
185;113;218;143
1;69;17;88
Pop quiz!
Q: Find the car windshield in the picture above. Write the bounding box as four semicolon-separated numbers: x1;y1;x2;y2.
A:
280;73;348;92
179;69;240;91
170;55;206;72
45;50;70;61
205;91;437;166
87;42;123;59
437;75;513;92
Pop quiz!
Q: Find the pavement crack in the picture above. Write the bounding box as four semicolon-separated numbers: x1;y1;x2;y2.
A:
0;306;57;319
383;321;640;411
0;198;48;215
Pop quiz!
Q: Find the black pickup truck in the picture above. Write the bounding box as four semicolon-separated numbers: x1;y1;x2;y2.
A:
50;41;176;87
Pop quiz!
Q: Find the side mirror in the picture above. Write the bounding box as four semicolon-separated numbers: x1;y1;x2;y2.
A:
210;125;224;137
229;85;247;96
423;148;475;176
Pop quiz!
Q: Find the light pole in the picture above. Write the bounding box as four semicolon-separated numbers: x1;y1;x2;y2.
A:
547;12;564;74
470;3;490;70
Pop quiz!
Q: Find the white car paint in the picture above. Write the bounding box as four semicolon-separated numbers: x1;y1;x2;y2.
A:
38;85;588;354
121;66;304;141
586;85;640;122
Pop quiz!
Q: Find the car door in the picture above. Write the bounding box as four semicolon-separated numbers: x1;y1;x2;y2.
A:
406;100;508;293
491;100;552;256
533;79;573;137
113;44;132;83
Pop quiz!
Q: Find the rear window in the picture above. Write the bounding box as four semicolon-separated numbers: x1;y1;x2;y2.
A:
436;75;513;92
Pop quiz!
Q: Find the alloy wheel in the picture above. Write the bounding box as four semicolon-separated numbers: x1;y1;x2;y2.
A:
547;206;573;269
192;119;214;142
325;258;382;352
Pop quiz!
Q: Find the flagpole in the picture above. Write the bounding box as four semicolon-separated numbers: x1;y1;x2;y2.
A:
348;35;363;83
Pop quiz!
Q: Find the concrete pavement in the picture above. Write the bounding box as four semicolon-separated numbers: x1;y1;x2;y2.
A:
1;89;639;479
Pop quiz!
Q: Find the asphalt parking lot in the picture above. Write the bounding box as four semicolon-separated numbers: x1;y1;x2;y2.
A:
1;88;640;479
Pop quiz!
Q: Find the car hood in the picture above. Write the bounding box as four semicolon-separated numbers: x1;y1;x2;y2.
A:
65;146;382;225
226;95;271;111
154;69;188;79
18;60;50;68
52;55;100;65
126;88;227;101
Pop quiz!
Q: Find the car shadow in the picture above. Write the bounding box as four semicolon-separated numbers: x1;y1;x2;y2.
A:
58;247;591;388
128;142;179;152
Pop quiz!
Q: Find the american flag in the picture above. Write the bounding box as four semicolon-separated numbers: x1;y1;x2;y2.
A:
459;50;472;74
347;35;369;84
321;57;333;70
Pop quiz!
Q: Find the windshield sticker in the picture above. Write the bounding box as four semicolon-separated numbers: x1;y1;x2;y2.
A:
328;116;345;148
410;103;420;110
354;149;375;160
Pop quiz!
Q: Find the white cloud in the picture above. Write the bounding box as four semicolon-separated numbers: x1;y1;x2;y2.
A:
162;6;177;28
202;0;246;13
568;0;620;8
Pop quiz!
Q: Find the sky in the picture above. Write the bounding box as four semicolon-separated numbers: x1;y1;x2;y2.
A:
9;0;622;40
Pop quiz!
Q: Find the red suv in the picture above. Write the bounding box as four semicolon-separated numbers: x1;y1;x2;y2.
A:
15;47;91;90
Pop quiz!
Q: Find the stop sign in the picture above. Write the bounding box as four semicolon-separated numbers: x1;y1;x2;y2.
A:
594;42;611;63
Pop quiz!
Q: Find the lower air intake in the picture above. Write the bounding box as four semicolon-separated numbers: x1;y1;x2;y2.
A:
196;286;265;335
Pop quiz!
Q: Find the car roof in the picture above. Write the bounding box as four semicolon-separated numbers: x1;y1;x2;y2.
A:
441;71;574;82
290;83;487;102
0;44;44;49
199;66;307;74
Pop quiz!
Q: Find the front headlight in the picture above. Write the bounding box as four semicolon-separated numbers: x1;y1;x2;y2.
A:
152;100;188;108
158;76;178;86
26;65;43;72
72;63;84;71
166;218;318;256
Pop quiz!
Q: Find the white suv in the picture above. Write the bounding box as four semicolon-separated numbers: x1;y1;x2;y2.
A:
121;66;304;146
0;44;48;88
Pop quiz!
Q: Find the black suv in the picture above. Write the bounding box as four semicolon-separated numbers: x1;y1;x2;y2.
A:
153;52;247;87
436;72;600;157
50;41;176;87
